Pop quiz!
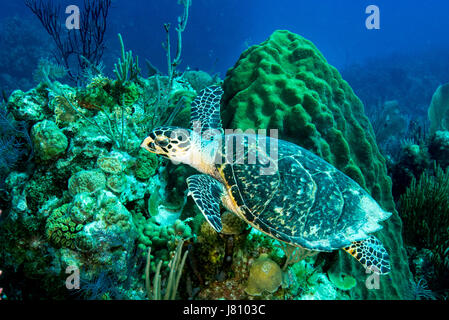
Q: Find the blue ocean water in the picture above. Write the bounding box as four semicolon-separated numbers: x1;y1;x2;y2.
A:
96;0;449;74
1;0;449;302
2;0;449;79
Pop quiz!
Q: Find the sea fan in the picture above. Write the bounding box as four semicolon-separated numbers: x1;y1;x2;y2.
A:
32;58;67;84
0;103;31;186
0;135;21;172
78;272;121;300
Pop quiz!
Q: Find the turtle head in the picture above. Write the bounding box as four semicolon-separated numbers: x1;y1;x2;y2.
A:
141;126;194;163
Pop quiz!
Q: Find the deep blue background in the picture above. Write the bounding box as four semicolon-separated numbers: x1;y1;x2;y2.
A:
1;0;449;77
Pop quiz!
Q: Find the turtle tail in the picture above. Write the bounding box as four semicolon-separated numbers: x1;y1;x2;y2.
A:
343;235;391;275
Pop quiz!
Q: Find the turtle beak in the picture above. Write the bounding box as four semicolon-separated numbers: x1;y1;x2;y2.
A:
141;136;156;153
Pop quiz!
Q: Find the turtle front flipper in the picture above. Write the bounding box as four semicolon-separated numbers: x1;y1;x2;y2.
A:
343;236;391;275
187;174;225;232
190;85;224;140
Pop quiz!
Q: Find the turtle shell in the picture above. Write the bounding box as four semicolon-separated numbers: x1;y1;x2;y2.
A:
216;134;391;251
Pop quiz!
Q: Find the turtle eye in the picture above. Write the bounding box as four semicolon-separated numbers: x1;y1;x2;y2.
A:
156;137;170;148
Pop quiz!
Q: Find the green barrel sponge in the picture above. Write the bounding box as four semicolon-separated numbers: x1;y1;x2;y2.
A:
31;120;68;161
222;30;412;299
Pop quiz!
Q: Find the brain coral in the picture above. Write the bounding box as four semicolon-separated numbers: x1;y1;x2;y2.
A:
68;170;106;196
46;204;84;250
222;30;411;299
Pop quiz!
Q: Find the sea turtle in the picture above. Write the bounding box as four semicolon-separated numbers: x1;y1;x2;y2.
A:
141;85;391;274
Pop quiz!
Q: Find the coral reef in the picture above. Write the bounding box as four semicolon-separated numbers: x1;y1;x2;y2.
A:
287;260;339;300
0;64;200;299
46;203;84;249
193;222;349;300
5;21;446;300
145;240;189;300
222;30;412;299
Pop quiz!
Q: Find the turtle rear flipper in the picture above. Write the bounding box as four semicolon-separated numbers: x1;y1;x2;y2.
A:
187;174;224;232
343;236;390;275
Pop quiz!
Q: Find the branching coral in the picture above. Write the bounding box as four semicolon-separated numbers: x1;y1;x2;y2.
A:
163;0;192;90
137;0;193;133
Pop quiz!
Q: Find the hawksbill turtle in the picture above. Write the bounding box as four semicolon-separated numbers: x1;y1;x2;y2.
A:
141;85;391;274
